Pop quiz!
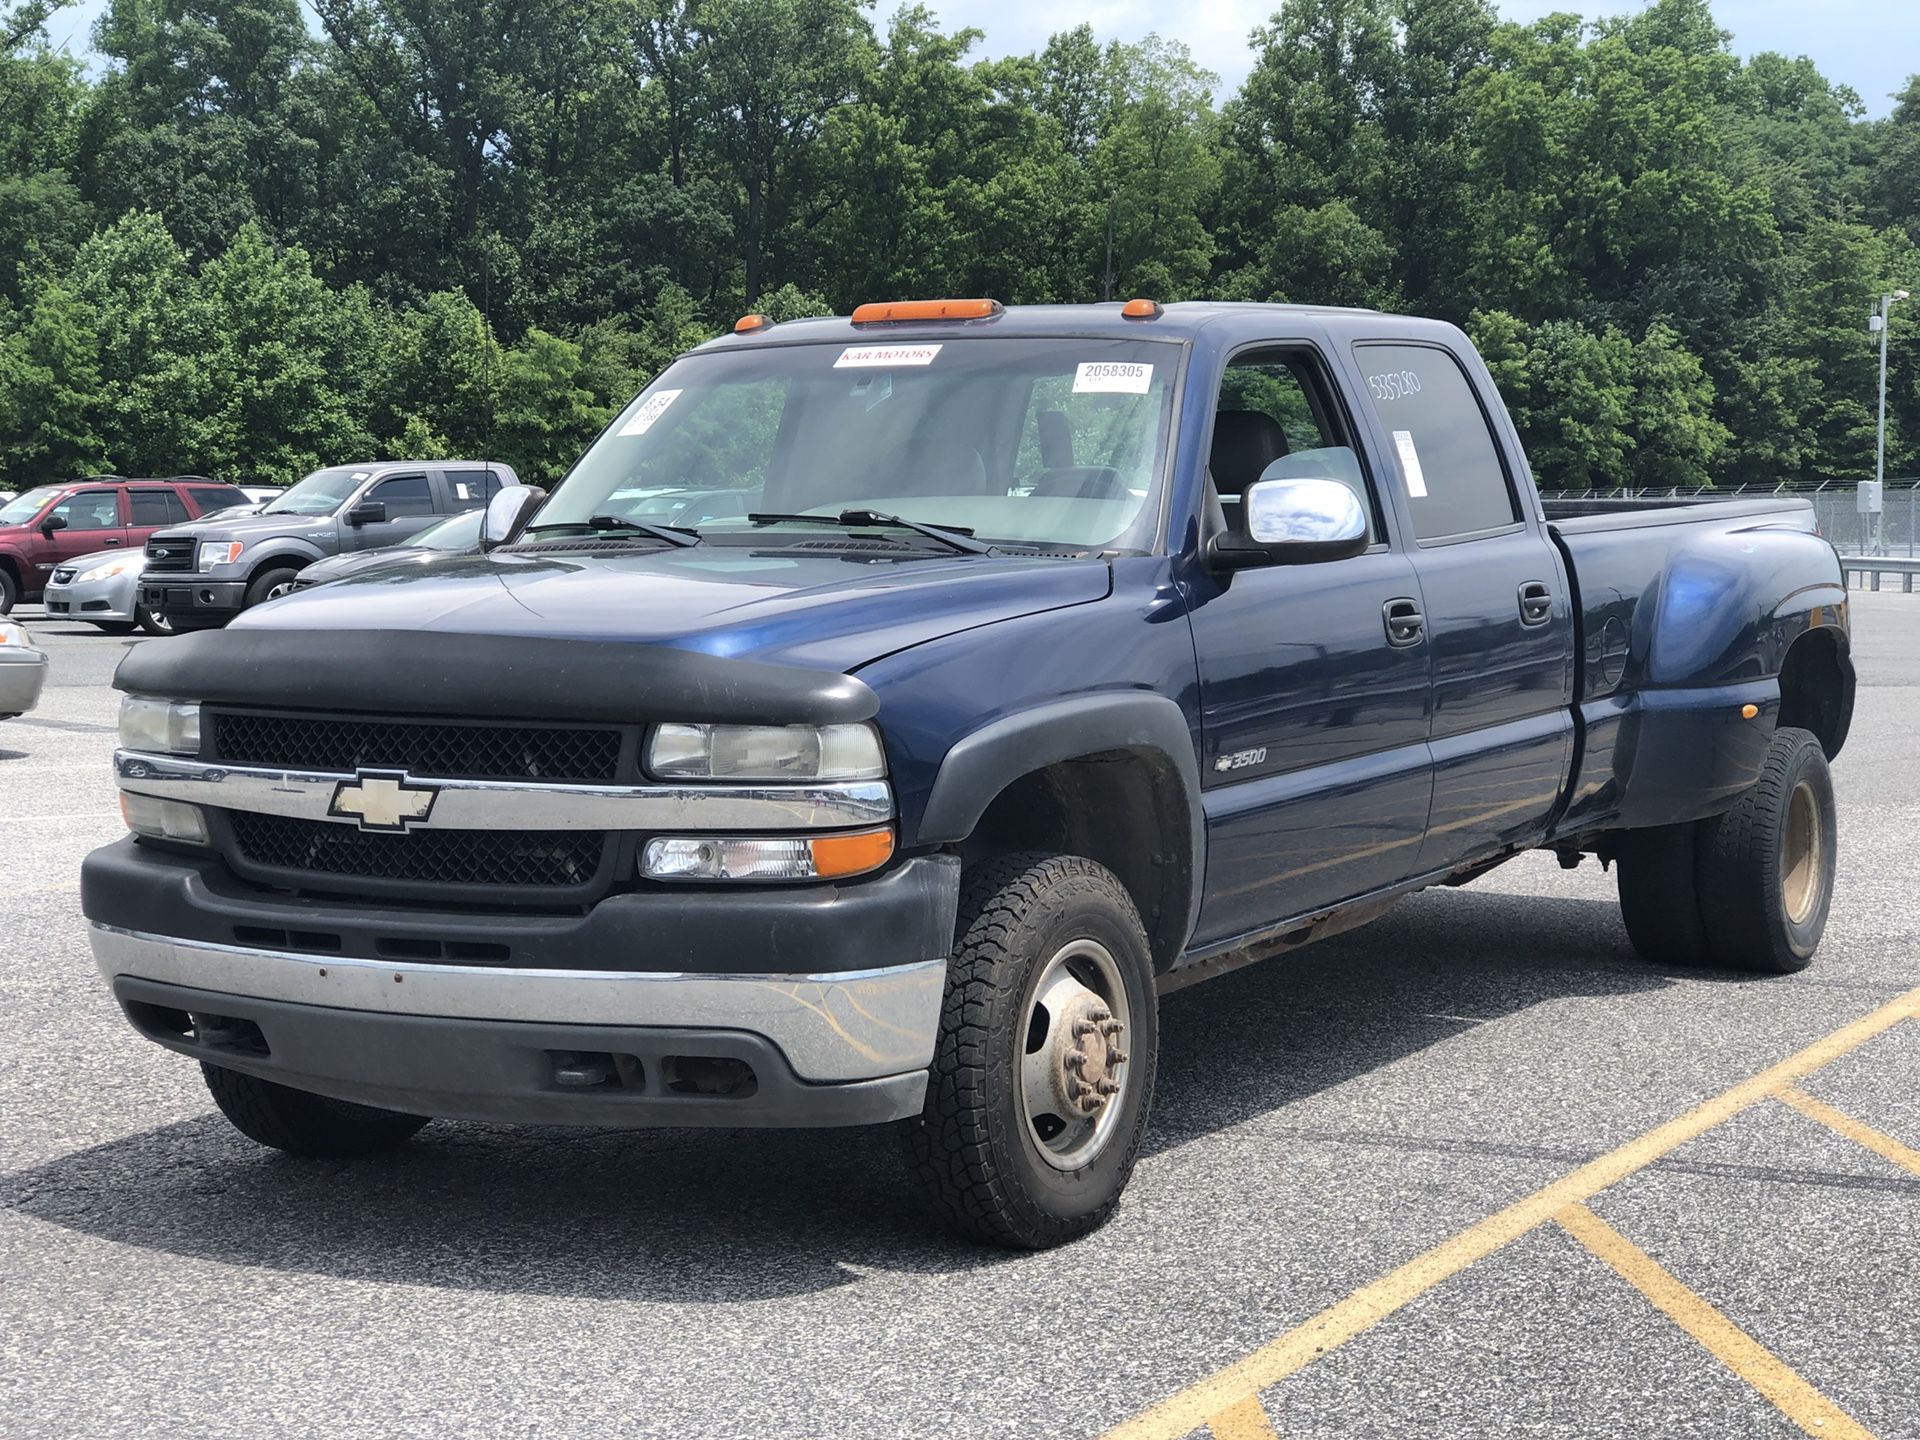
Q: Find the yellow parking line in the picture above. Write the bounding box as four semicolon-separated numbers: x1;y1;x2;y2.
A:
1777;1087;1920;1177
1555;1203;1874;1440
1099;986;1920;1440
1205;1396;1281;1440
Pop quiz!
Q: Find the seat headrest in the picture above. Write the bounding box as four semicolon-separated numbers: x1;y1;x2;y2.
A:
1209;411;1290;498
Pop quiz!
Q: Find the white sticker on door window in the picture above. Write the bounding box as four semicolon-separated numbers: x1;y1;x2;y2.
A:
455;482;471;500
834;344;942;368
1392;429;1428;498
1072;361;1153;394
618;388;684;437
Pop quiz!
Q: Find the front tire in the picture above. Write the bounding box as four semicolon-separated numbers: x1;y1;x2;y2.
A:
136;604;173;636
0;568;17;613
90;620;138;635
202;1063;430;1158
1693;727;1836;973
903;852;1157;1249
243;565;300;609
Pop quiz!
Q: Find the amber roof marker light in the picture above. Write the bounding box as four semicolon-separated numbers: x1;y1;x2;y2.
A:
850;298;1004;324
733;313;772;334
1121;298;1163;320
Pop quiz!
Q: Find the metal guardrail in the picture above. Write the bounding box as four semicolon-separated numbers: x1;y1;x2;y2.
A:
1839;556;1920;592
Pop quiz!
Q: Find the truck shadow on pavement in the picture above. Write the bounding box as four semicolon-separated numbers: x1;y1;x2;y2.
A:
4;888;1694;1301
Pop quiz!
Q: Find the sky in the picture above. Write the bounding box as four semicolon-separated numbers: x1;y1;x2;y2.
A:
39;0;1918;121
939;0;1916;118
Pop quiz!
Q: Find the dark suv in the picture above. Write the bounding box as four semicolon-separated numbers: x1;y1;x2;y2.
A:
0;476;242;613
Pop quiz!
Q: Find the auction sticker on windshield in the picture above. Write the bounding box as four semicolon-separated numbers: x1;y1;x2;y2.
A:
834;344;942;368
618;388;684;436
1073;361;1153;394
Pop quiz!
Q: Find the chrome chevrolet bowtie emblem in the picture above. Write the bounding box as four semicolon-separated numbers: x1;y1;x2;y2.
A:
328;771;438;832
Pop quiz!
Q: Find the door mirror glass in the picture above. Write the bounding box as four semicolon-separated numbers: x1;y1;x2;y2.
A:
346;501;386;527
1216;477;1369;570
480;485;547;550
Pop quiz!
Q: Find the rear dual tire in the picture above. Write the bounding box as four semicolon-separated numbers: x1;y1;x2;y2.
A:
1615;726;1835;974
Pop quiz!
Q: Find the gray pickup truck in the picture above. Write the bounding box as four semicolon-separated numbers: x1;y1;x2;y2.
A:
140;461;519;630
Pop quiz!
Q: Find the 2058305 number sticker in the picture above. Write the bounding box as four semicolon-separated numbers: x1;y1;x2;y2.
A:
1366;369;1422;402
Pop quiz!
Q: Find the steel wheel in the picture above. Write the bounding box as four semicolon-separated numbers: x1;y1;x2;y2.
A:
1781;780;1823;925
1018;938;1133;1171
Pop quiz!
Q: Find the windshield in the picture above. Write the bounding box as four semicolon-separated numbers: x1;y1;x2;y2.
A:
541;336;1181;550
409;510;483;550
262;467;367;517
0;486;63;525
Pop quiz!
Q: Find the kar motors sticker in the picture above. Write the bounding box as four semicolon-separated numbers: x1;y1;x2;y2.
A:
1391;429;1429;498
834;344;942;368
617;388;683;436
1073;361;1153;394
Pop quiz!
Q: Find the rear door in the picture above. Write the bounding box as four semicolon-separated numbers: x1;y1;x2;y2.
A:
127;487;191;547
1187;345;1434;946
1347;340;1575;873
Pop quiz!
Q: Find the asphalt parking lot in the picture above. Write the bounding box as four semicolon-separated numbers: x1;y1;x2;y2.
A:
3;595;1917;1439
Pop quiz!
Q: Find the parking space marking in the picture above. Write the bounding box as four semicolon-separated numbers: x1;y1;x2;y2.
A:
1103;985;1920;1440
1203;1396;1281;1440
1554;1202;1874;1440
1778;1087;1920;1177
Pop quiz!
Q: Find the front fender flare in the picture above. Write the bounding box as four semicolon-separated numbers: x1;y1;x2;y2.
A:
915;690;1204;952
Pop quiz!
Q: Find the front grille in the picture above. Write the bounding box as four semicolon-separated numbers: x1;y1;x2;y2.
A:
51;567;75;584
229;812;605;890
145;537;195;573
208;711;623;782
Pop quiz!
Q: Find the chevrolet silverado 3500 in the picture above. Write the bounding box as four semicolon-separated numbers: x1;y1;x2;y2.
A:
84;300;1852;1247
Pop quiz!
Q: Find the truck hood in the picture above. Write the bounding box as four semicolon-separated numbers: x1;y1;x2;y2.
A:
156;512;335;544
237;543;1112;672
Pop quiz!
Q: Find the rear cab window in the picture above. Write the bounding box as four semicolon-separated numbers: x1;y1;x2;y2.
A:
130;490;190;526
441;469;499;510
1353;343;1520;542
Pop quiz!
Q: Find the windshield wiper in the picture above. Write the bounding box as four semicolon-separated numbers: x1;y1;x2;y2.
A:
746;509;994;556
527;515;701;547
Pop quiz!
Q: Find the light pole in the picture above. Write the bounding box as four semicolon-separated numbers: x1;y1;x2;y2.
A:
1872;289;1909;495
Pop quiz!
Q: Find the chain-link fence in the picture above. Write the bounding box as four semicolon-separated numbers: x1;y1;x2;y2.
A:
1543;479;1920;555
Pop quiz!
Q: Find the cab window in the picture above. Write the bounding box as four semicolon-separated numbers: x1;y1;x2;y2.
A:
367;474;434;517
1354;343;1519;541
1211;352;1379;543
47;490;123;531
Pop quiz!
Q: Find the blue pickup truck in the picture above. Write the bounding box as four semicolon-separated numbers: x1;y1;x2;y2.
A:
85;299;1853;1248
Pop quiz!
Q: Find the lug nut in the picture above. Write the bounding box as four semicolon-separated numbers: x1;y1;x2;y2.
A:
1064;1050;1087;1072
1097;1079;1120;1096
1109;1048;1128;1066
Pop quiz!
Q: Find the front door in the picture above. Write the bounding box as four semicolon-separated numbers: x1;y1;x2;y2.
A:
345;473;439;550
1346;340;1576;873
1187;348;1434;947
35;488;130;588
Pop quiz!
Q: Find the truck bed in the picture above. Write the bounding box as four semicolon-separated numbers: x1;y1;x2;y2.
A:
1541;494;1816;535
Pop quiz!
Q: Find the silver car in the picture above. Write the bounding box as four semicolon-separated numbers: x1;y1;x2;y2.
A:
42;547;170;634
0;617;47;718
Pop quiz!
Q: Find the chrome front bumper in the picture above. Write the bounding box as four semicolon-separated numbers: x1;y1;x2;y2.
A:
90;922;945;1084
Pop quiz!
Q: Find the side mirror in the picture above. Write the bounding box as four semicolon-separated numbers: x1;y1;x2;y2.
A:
480;485;547;551
1210;477;1370;571
40;514;67;535
346;501;386;527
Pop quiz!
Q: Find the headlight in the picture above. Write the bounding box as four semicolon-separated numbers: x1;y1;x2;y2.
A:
76;553;143;584
647;723;885;782
0;620;28;647
199;541;244;569
118;695;201;754
642;828;894;882
119;792;210;845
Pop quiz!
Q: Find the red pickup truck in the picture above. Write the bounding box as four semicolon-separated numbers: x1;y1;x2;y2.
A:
0;476;244;612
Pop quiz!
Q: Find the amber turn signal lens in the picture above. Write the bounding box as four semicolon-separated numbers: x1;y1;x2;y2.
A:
808;827;895;878
733;313;771;334
1741;703;1759;719
1120;297;1162;319
850;298;1003;324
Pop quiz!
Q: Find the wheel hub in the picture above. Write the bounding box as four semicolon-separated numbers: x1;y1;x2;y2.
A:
1052;993;1127;1117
